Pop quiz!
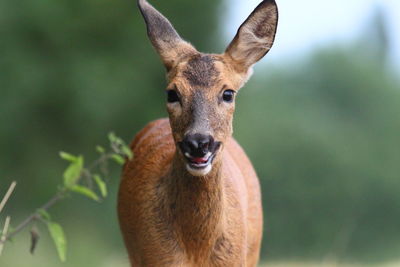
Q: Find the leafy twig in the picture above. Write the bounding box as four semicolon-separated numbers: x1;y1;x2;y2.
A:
0;152;113;244
1;190;66;244
0;133;132;262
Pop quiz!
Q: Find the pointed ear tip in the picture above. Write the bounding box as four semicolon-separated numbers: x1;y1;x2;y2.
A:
263;0;277;4
137;0;148;9
261;0;278;8
260;0;279;16
137;0;154;19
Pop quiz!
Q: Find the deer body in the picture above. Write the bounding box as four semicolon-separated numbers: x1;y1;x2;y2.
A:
119;119;262;266
118;1;278;266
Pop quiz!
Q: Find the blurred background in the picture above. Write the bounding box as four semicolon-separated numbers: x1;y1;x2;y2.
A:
0;0;399;266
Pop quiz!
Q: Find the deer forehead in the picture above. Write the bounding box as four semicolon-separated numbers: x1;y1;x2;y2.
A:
168;54;246;94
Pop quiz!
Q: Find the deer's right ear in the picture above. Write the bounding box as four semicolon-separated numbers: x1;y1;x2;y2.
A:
224;0;278;72
138;0;197;70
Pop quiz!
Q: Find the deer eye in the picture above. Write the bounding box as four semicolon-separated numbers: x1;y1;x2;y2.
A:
222;90;235;103
167;90;180;103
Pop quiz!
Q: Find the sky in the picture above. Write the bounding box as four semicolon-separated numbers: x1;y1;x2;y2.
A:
225;0;400;69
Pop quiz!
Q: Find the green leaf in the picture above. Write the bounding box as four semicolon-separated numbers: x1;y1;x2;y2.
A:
108;132;116;142
63;156;84;188
108;132;117;143
108;132;124;146
96;145;105;154
37;209;51;221
93;174;107;198
122;146;133;160
111;154;125;165
71;185;100;202
47;222;67;262
59;151;77;162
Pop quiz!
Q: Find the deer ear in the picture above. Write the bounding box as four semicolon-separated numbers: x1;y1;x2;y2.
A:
138;0;197;70
225;0;278;72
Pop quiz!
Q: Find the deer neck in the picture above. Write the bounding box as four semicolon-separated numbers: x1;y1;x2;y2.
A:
167;152;225;258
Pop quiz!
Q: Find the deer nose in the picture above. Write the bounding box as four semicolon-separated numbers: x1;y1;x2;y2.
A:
181;134;214;157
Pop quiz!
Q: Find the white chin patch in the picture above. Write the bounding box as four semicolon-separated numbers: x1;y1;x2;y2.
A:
186;164;212;177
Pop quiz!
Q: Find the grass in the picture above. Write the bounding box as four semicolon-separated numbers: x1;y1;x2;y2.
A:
1;233;399;267
261;263;400;267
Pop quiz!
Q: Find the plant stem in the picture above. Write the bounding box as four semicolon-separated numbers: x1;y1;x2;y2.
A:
88;153;113;170
0;182;17;214
0;216;11;255
0;152;114;246
0;190;66;244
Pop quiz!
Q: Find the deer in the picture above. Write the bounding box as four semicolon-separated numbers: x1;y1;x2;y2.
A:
118;0;278;266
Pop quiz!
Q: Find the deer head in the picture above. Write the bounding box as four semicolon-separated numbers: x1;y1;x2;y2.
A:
138;0;278;176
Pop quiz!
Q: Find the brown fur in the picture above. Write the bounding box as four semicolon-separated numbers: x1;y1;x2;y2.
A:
183;55;220;87
119;119;262;266
118;1;278;266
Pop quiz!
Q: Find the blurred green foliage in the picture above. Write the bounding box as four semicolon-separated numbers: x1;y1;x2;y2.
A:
0;0;399;266
237;48;400;262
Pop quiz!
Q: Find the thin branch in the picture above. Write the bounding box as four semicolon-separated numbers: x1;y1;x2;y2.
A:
0;191;66;245
82;169;94;189
0;182;17;214
88;153;113;170
0;216;11;255
0;152;114;246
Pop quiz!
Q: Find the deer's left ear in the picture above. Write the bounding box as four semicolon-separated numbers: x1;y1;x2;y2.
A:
225;0;278;72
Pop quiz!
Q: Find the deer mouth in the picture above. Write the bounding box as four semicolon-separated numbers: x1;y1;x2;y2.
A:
184;152;215;169
180;142;221;176
183;152;215;177
177;139;221;176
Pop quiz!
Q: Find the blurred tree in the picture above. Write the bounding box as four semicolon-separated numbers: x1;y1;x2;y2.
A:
235;47;400;262
358;4;390;67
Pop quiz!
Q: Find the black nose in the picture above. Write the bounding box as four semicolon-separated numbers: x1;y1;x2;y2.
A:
180;134;214;157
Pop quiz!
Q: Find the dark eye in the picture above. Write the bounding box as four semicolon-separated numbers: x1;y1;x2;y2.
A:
167;90;180;103
222;90;235;103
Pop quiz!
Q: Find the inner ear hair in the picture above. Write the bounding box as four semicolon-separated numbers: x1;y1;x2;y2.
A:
225;0;278;71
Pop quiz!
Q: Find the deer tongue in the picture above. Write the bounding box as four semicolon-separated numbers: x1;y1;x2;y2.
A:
191;157;208;164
